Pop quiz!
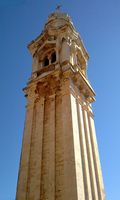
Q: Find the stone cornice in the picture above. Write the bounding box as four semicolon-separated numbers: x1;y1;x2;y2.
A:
24;62;95;105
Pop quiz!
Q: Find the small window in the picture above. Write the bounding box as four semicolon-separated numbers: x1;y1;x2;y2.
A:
44;57;49;66
51;52;56;63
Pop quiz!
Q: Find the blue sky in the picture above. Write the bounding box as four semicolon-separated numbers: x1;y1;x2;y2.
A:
0;0;120;199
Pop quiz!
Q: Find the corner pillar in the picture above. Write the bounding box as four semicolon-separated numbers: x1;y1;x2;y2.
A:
82;107;99;200
88;114;105;200
16;85;37;200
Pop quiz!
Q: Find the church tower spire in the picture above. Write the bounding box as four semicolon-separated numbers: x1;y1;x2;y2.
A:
16;11;105;200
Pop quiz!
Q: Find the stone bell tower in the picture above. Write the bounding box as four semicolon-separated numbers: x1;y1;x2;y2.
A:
16;10;105;200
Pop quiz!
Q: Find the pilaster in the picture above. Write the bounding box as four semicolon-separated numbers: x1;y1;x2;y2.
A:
70;94;85;199
82;108;98;200
16;85;37;200
40;94;55;200
76;102;92;200
61;88;78;200
88;114;106;200
27;97;45;200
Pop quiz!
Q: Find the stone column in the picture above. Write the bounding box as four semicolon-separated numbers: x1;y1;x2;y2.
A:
88;113;105;200
76;101;92;200
82;107;99;200
16;85;36;200
27;97;45;200
40;94;55;200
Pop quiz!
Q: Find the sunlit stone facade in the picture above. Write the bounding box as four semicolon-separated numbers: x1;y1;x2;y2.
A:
16;11;105;200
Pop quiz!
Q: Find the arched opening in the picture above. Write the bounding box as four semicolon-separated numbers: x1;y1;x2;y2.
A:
43;57;49;66
51;52;56;63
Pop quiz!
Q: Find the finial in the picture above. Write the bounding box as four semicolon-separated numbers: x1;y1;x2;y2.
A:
56;5;62;12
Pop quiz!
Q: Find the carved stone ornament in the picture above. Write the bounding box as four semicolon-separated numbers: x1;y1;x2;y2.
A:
24;84;38;107
36;76;61;98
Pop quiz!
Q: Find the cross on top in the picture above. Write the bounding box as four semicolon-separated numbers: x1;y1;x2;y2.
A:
56;5;62;12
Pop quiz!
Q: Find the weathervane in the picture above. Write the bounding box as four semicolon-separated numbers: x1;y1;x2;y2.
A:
56;4;62;12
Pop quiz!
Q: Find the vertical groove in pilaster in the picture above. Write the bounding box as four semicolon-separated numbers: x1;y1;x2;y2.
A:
40;95;55;200
88;115;105;200
83;109;99;200
38;97;45;200
40;97;46;200
40;97;48;200
55;93;64;200
77;103;92;200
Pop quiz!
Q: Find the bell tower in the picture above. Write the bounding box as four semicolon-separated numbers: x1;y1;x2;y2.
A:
16;11;105;200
